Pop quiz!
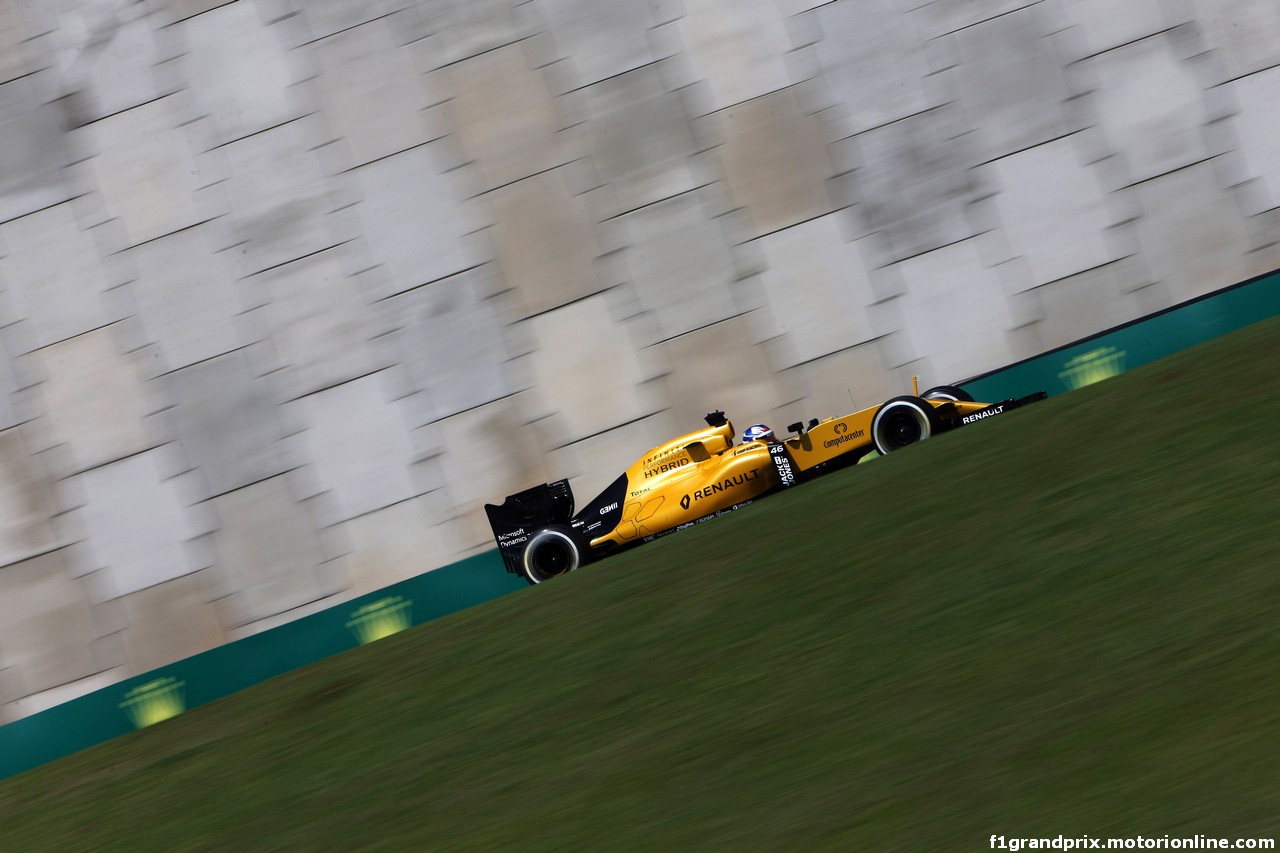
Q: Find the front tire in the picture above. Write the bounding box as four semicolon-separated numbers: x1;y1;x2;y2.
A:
921;384;974;403
871;396;942;455
522;525;585;584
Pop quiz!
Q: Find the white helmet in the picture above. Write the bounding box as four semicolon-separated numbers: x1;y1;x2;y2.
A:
742;424;775;444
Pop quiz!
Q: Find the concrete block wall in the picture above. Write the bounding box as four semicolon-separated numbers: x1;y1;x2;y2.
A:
1;0;1278;721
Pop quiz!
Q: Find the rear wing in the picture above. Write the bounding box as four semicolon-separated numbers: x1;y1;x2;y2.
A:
483;479;576;575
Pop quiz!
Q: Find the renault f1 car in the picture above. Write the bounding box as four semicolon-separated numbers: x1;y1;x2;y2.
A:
485;384;1046;584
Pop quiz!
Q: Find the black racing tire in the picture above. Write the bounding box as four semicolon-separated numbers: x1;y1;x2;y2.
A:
522;525;586;584
871;395;943;455
921;385;974;403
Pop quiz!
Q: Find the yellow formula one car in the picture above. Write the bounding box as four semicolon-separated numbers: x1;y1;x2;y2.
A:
486;384;1046;584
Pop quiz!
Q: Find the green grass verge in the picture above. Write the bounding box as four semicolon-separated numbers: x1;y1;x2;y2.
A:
3;317;1279;852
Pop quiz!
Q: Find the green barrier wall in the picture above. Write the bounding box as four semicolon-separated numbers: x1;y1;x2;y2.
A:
960;271;1280;401
0;551;526;780
2;270;1277;782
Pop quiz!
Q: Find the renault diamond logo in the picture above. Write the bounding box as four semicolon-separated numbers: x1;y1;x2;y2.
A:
680;494;691;510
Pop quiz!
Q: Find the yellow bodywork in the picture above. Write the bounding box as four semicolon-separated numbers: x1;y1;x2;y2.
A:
589;397;999;549
591;419;778;548
783;399;995;469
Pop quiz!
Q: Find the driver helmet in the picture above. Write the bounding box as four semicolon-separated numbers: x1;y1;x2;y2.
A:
742;424;775;444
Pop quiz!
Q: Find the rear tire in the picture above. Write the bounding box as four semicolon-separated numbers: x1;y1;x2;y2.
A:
921;385;974;403
871;396;942;455
522;525;585;584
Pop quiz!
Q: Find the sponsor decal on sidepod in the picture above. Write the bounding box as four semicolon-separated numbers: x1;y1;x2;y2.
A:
679;468;762;510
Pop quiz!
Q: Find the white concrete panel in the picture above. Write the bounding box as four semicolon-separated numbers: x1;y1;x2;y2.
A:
1088;36;1209;183
523;296;656;442
119;571;225;673
297;372;421;523
655;316;786;435
352;144;483;299
168;350;289;497
579;65;699;217
618;192;743;344
154;0;235;26
893;239;1017;381
0;203;117;352
312;19;436;170
541;0;659;87
778;0;832;14
674;0;795;111
432;391;552;504
51;2;172;126
0;550;99;695
991;137;1120;287
933;0;1041;35
389;270;512;422
488;167;603;317
417;0;528;67
0;74;72;223
75;449;200;597
446;43;565;191
433;399;554;514
1058;0;1170;59
951;8;1069;159
182;0;306;149
0;325;23;430
0;424;62;567
0;333;20;427
1227;66;1280;215
1190;0;1280;81
34;327;155;474
210;476;342;625
783;344;899;428
84;97;208;246
844;106;979;262
755;215;877;367
252;245;377;399
809;0;939;135
0;0;34;85
1132;162;1260;303
338;495;456;597
715;88;836;238
221;118;340;275
1029;263;1144;352
125;225;244;372
291;0;401;41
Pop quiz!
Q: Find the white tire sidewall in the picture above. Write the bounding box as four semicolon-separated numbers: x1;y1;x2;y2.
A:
872;399;933;453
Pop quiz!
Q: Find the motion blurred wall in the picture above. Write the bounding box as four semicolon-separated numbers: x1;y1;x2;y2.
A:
0;0;1277;721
